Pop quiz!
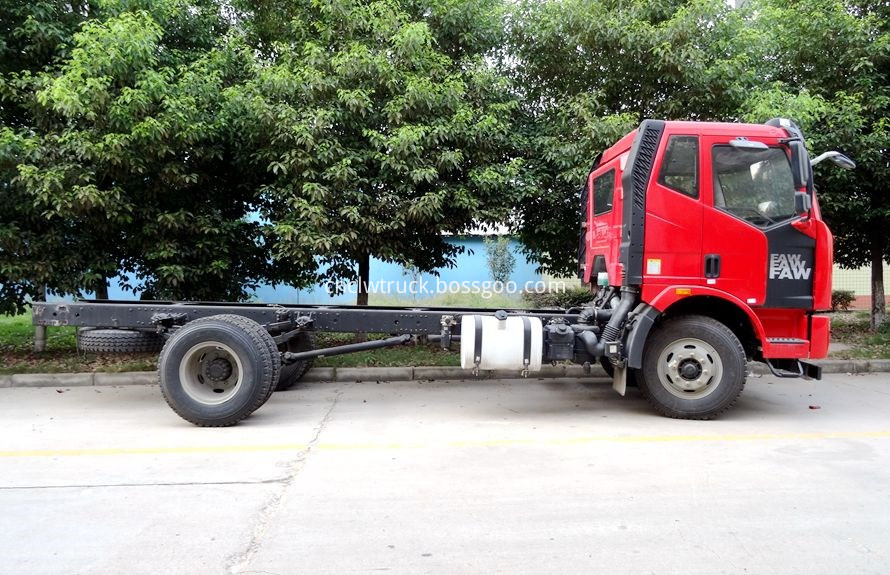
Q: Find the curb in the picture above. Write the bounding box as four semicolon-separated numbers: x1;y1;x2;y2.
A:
2;372;156;389
0;360;886;388
748;359;890;375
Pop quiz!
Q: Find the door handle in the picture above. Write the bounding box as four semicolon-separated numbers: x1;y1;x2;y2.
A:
704;254;721;278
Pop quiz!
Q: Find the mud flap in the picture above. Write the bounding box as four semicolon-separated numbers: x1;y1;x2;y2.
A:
612;366;628;396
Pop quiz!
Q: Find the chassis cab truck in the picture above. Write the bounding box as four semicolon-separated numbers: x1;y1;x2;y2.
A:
574;118;852;418
32;119;854;426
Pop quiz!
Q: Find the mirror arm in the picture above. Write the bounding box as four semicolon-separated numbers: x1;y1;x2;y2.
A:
810;152;833;166
811;151;856;169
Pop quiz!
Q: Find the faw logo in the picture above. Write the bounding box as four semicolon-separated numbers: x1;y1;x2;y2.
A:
769;253;812;280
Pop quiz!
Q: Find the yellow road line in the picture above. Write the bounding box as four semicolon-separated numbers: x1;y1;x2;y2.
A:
3;430;890;458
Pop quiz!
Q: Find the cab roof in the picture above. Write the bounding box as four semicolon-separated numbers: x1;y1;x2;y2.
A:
599;120;791;166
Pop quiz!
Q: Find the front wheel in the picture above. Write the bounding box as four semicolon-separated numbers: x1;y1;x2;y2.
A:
638;315;746;420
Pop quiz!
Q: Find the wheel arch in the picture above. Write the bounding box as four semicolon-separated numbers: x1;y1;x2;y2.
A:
657;295;764;361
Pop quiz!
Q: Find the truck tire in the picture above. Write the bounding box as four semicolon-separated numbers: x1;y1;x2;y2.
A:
77;328;163;354
158;315;278;427
275;332;316;392
637;315;746;420
215;314;281;402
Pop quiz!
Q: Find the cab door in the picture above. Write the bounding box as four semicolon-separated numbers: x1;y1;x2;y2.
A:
586;162;622;285
641;134;703;293
701;136;813;308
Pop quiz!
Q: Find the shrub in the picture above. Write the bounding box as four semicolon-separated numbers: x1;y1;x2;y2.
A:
831;290;855;312
483;236;517;284
522;286;593;309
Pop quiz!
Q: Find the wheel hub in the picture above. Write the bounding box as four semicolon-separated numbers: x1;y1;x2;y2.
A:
678;358;703;380
205;357;233;382
657;338;724;399
179;342;243;406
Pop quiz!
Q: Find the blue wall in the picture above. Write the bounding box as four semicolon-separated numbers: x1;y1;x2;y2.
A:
63;236;541;304
250;237;541;304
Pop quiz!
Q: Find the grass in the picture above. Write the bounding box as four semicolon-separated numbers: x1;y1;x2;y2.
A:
0;314;157;375
828;311;890;360
313;333;459;368
0;313;76;353
368;291;528;309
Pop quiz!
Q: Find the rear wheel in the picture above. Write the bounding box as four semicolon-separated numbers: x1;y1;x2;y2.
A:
275;332;316;391
158;315;278;427
638;315;746;420
217;314;280;401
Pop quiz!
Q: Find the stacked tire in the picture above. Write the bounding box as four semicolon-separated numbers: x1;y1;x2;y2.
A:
77;328;164;354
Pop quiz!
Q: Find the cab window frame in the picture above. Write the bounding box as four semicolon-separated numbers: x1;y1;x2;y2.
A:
657;135;699;199
711;144;797;229
592;168;616;216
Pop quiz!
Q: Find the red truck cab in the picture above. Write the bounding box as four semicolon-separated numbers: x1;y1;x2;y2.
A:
580;119;837;379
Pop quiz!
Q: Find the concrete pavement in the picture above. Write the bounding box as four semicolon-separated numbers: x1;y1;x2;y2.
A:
2;373;890;574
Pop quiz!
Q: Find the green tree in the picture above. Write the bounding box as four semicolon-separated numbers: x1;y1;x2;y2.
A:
243;0;520;305
508;0;752;275
484;235;516;284
741;0;889;328
2;1;314;309
0;1;98;314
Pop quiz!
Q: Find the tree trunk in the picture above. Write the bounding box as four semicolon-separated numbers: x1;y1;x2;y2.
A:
33;285;46;353
871;237;886;331
95;277;109;300
356;253;370;306
355;253;370;342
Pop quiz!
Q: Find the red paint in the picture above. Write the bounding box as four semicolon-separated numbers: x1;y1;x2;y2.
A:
809;315;830;359
583;121;833;360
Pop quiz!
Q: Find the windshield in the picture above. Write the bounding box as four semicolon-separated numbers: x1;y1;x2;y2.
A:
712;146;796;228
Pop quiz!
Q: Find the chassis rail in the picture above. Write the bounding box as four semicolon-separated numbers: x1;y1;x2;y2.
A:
32;300;581;336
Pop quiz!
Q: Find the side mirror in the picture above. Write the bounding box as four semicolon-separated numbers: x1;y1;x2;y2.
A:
789;140;810;188
811;151;856;170
794;191;812;216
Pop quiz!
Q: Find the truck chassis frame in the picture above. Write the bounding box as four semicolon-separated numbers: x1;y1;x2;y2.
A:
33;299;579;337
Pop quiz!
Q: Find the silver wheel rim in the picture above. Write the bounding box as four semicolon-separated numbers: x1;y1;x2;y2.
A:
656;337;723;399
179;341;243;405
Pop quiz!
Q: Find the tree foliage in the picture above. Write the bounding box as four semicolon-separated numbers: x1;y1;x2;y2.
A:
739;0;889;326
1;1;313;309
507;0;888;328
1;0;519;310
483;236;516;284
239;0;520;302
0;1;95;314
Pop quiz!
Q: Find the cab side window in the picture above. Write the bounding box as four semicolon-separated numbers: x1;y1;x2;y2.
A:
658;135;698;198
593;169;615;216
